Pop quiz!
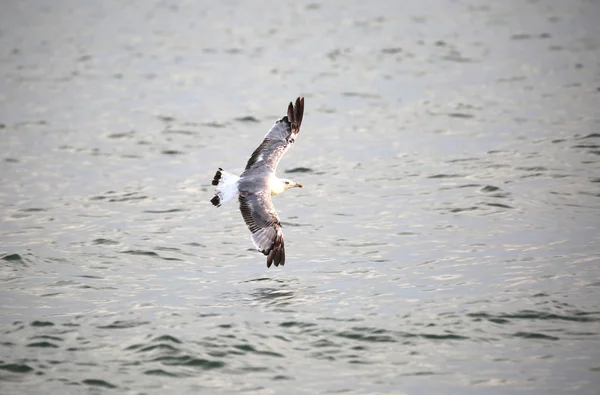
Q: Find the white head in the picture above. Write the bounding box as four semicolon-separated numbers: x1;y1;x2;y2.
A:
271;177;303;195
282;178;303;190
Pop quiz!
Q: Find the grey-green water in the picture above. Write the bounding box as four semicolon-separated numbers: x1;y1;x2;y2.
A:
1;0;599;393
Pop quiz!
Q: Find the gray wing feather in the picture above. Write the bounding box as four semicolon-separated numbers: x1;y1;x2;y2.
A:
236;97;304;267
238;191;285;267
242;97;304;176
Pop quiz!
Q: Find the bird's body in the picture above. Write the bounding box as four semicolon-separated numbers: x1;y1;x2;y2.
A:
211;97;305;268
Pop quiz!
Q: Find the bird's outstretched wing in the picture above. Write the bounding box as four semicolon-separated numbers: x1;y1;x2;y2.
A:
238;191;285;267
242;96;304;176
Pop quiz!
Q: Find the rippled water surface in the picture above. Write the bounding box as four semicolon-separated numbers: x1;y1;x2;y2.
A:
2;0;600;393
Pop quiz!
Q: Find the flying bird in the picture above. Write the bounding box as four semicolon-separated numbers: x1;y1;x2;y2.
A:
210;97;305;268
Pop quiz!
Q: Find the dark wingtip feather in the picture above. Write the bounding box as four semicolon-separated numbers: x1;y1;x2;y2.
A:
295;96;304;129
266;232;285;268
211;168;223;186
287;96;304;135
287;102;294;123
210;195;221;207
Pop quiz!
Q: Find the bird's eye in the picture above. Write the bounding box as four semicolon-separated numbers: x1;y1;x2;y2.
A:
285;181;289;184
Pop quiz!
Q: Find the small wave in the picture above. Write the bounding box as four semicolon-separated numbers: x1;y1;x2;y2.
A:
92;238;119;245
156;115;175;123
427;173;465;179
2;253;24;262
341;91;380;98
336;327;396;343
97;320;149;330
105;193;148;203
31;335;63;342
185;242;207;248
400;370;438;376
147;355;225;370
82;379;117;389
0;363;33;373
511;33;551;40
202;121;228;128
468;310;600;323
152;335;182;343
418;333;467;340
479;185;511;198
234;116;260;123
272;375;293;381
279;321;317;329
163;129;197;136
106;131;135;139
572;143;599;149
143;208;184;214
517;166;548;172
381;47;402;54
577;133;600;139
241;277;272;283
121;250;160;257
480;185;500;192
31;320;54;327
180;358;226;369
285;167;313;173
18;207;47;212
139;344;179;353
512;332;559;341
447;112;474;119
232;344;284;358
396;231;418;236
448;207;478;213
161;149;185;155
144;369;180;377
27;341;59;348
486;202;513;209
120;249;183;261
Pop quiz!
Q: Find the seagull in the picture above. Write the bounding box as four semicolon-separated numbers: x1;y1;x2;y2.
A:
210;97;305;268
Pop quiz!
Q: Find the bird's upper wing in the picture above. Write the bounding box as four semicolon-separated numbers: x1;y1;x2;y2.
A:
242;97;304;176
238;191;285;267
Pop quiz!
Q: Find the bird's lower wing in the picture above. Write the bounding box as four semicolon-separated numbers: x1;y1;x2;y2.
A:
238;191;285;267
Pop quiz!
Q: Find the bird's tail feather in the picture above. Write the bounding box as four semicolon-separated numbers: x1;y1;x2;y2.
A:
211;168;239;207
